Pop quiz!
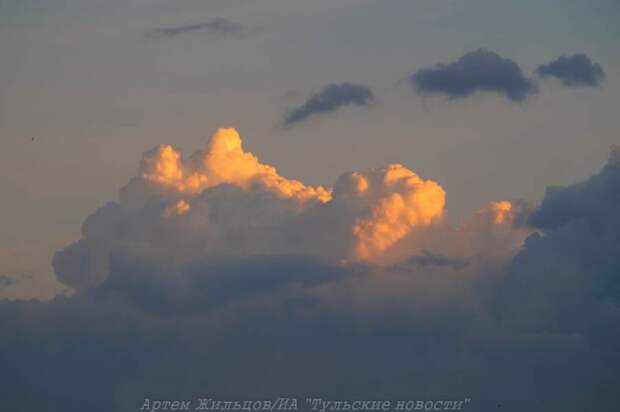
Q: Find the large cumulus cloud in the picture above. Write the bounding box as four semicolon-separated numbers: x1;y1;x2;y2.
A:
53;128;454;290
1;129;619;411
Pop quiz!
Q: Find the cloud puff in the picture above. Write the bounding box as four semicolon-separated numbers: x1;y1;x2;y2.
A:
148;18;241;38
3;129;620;411
536;54;605;87
284;83;374;125
410;49;537;102
136;128;331;203
332;165;446;260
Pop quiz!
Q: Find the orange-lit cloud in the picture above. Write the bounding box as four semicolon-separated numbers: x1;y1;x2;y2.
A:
141;128;331;204
455;199;533;259
138;129;529;262
54;128;536;293
162;199;191;218
487;200;513;225
138;129;449;261
344;164;446;260
466;200;520;229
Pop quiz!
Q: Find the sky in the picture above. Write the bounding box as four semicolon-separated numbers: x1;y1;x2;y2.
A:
1;0;619;410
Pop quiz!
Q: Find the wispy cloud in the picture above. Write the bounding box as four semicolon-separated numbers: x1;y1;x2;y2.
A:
148;18;242;38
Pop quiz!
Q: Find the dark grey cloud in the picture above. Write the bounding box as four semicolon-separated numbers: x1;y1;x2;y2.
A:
148;18;241;38
500;146;620;356
94;253;349;315
284;83;374;126
410;49;537;102
528;146;620;232
536;54;605;87
3;220;620;412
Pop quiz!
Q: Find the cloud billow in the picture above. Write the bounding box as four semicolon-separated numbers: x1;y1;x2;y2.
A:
410;49;537;102
536;53;605;87
284;83;374;126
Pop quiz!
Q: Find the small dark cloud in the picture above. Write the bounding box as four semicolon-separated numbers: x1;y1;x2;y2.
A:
536;54;605;87
284;83;374;126
410;49;537;102
148;18;241;38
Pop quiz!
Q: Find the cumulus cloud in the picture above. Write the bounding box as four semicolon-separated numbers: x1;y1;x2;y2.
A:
52;128;450;290
410;49;538;102
148;18;242;38
136;128;330;202
2;129;619;411
284;83;374;125
536;54;605;87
